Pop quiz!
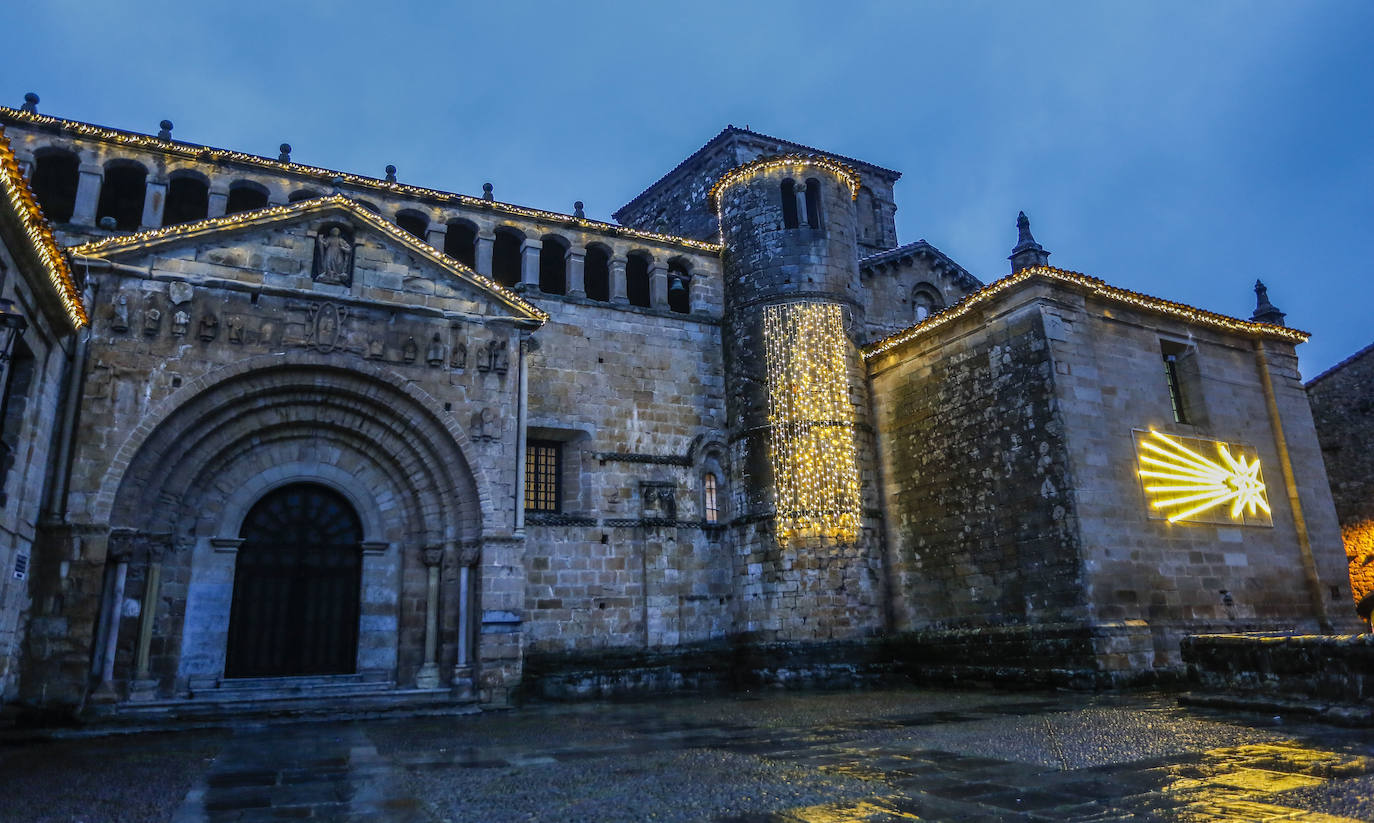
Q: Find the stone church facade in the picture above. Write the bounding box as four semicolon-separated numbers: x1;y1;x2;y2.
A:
0;98;1359;718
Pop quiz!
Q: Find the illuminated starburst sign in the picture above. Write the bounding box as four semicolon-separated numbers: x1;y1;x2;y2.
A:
1134;430;1272;526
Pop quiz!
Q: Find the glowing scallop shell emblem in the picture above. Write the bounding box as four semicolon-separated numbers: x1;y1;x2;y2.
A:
1137;430;1271;523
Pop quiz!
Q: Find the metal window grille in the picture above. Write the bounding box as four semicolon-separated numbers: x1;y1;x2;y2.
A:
525;440;561;513
1163;353;1187;423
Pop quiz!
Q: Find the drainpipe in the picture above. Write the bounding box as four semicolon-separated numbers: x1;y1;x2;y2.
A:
1254;339;1332;633
514;335;529;534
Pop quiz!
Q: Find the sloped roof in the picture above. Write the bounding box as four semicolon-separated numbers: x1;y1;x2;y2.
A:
69;195;548;324
0;125;86;329
0;106;719;254
1306;339;1374;387
864;265;1308;361
859;239;984;292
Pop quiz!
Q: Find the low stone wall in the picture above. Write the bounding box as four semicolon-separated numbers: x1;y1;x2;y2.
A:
1181;633;1374;724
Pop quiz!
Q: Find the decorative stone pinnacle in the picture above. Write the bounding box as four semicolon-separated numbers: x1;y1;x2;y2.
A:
158;120;173;140
482;182;494;201
385;164;397;182
1251;279;1287;326
574;201;585;218
21;92;38;113
1008;210;1050;272
278;143;292;162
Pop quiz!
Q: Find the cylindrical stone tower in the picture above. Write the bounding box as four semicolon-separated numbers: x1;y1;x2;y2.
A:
711;155;885;642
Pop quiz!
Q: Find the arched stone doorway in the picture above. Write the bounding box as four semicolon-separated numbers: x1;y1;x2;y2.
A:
225;484;364;678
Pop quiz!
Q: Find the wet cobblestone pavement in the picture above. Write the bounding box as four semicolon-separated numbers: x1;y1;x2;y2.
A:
3;688;1373;822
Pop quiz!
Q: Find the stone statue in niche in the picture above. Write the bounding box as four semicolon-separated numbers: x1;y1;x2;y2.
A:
172;310;190;336
111;294;130;333
227;316;244;344
470;407;497;441
450;339;466;370
367;337;385;360
488;339;509;375
313;226;355;286
402;336;418;363
142;299;161;337
426;333;444;366
306;302;346;353
198;312;219;342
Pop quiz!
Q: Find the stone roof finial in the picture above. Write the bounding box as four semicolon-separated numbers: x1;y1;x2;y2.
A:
158;120;173;140
1008;210;1050;272
385;164;397;183
574;201;585;219
278;143;292;163
1251;279;1287;326
482;182;494;201
21;92;38;113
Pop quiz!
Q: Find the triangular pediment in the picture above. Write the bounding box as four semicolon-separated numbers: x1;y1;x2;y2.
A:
68;196;547;325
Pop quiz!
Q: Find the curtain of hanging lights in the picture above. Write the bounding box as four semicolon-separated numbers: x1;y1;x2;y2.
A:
763;301;861;544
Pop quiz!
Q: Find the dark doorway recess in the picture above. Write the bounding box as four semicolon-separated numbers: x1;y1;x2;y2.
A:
225;483;364;678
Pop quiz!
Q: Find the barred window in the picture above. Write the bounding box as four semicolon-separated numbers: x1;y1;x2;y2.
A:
703;473;719;524
525;440;561;513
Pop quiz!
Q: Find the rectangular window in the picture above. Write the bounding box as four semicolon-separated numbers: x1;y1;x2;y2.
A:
1160;340;1193;424
525;440;561;513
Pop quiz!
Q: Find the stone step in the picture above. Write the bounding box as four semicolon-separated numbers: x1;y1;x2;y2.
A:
87;687;474;730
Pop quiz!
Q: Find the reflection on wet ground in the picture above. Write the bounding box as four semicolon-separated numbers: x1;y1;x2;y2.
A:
2;688;1371;822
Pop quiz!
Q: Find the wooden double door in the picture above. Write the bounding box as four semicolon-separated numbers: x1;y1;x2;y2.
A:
225;483;363;678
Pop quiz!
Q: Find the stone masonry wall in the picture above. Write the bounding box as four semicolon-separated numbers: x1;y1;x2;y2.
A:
1307;344;1374;605
870;294;1088;635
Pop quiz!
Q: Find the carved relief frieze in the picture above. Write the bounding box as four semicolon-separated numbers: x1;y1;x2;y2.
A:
111;294;130;333
142;298;161;337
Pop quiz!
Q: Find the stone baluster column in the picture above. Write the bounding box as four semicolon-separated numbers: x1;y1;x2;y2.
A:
519;237;542;292
475;230;495;277
207;186;230;219
141;179;167;229
92;532;135;702
415;546;443;689
610;256;628;304
649;261;669;309
794;181;809;228
566;248;586;297
451;541;479;700
72;165;104;226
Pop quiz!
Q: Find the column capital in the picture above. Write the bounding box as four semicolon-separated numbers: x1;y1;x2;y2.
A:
422;546;444;567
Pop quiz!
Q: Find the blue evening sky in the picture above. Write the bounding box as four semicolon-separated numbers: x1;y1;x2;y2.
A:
3;1;1370;376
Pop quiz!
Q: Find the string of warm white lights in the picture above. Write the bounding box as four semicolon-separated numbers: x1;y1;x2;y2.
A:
863;266;1308;362
709;154;862;209
69;195;548;323
0;107;720;253
763;301;862;544
1136;429;1271;525
0;126;87;328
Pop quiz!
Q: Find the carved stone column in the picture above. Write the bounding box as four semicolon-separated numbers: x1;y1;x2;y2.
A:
519;237;542;291
649;261;669;309
72;165;103;226
207;186;229;219
475;230;495;276
415;546;443;689
91;531;135;703
129;534;171;701
567;249;586;297
452;541;480;700
141;179;167;229
794;181;809;228
610;256;628;304
426;224;448;250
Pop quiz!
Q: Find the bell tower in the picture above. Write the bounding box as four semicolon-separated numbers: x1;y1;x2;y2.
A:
712;155;885;641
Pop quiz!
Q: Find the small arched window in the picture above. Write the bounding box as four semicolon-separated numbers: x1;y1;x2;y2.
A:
804;177;822;229
288;189;321;203
539;234;569;295
225;181;270;214
667;259;691;314
780;178;799;229
492;227;523;287
96;161;148;230
703;473;719;524
445;219;478;268
626;251;651;308
30;149;80;223
584;243;611;302
395;210;428;240
162;174;210;226
912;284;944;322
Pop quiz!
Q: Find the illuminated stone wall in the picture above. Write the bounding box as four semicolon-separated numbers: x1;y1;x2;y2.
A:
1307;342;1374;605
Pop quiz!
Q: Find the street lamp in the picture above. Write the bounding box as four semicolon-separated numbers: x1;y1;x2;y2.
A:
0;297;28;364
